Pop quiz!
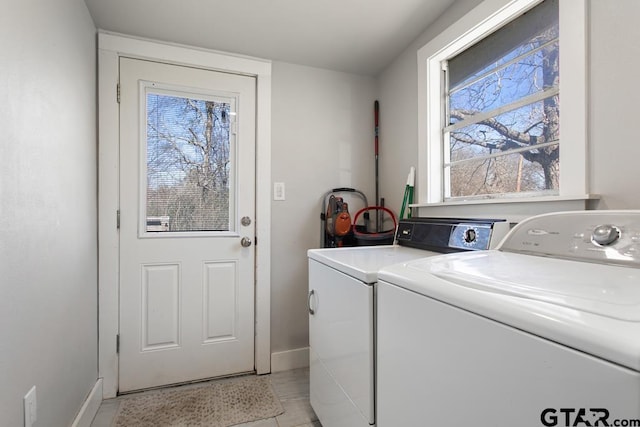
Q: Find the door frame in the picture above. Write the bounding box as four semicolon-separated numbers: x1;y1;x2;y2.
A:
97;32;272;398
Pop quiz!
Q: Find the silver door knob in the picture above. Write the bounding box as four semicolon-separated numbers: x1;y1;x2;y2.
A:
240;237;252;247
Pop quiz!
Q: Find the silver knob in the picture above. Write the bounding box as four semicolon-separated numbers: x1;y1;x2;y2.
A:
241;216;252;226
240;237;252;247
463;228;477;244
592;224;620;246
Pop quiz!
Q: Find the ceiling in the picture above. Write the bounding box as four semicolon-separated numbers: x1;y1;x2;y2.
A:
84;0;457;76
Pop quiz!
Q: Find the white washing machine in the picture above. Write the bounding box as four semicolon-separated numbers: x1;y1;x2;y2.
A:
377;210;640;427
307;217;509;427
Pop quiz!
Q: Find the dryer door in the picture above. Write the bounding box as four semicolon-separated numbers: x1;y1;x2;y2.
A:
308;259;373;426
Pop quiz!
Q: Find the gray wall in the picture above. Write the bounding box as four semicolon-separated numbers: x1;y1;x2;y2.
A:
267;3;484;354
0;0;98;425
588;0;640;209
377;0;484;218
271;61;377;354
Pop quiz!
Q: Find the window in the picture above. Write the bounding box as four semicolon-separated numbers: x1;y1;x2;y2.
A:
145;89;236;232
418;0;587;204
446;0;558;198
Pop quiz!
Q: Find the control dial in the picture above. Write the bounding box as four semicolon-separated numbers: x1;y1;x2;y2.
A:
591;224;621;246
463;228;477;244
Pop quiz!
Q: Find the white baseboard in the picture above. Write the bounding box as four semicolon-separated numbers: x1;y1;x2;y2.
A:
72;378;103;427
271;347;309;372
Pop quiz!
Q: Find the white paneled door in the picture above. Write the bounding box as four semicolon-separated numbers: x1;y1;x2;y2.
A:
118;57;256;392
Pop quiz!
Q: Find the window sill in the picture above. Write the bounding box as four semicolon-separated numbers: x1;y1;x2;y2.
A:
411;194;600;224
412;194;599;208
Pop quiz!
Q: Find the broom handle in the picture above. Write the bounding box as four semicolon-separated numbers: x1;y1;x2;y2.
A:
374;100;380;232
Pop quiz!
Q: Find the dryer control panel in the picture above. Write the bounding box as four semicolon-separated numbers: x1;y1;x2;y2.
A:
396;217;509;253
499;210;640;267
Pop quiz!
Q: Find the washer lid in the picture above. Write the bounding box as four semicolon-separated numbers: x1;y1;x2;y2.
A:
422;251;640;321
308;245;432;283
378;250;640;371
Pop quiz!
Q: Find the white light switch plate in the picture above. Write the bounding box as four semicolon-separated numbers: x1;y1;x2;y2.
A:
24;386;37;427
274;182;285;201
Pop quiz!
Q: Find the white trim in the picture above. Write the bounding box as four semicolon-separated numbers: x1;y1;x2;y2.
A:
98;32;272;398
271;347;310;372
98;45;120;398
417;0;588;205
413;193;598;207
71;379;103;427
558;0;588;197
98;31;272;75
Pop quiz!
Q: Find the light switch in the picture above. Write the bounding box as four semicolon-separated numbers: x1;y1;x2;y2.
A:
24;386;37;427
274;182;285;201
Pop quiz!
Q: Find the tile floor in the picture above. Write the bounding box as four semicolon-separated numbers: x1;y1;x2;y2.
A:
90;367;321;427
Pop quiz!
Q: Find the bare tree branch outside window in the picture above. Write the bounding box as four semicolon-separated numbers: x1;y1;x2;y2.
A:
445;0;559;198
146;92;232;232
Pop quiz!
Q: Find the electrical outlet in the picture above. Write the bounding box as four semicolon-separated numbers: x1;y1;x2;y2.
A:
273;182;285;201
24;386;37;427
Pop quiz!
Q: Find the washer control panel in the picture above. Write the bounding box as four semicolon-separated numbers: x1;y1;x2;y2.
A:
499;211;640;267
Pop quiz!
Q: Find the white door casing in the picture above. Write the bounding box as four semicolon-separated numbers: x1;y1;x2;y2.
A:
98;33;272;398
118;57;256;392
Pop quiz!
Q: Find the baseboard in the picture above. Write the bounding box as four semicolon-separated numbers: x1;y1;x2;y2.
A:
271;347;309;372
72;378;103;427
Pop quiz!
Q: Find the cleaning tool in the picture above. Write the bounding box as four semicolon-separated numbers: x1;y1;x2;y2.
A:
352;206;397;246
320;188;368;248
399;167;415;220
374;100;380;232
324;195;353;247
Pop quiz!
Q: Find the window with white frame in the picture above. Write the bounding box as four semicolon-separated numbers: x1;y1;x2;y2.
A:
418;0;587;204
446;0;558;198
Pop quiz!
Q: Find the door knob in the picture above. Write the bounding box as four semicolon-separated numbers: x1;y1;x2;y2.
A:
240;237;252;247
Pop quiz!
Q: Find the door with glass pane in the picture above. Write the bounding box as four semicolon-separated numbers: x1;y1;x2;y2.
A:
118;57;256;392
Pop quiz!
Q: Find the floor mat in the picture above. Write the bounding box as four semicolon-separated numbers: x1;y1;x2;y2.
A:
113;375;284;427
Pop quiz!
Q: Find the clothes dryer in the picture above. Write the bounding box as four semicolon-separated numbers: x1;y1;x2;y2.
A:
307;217;509;427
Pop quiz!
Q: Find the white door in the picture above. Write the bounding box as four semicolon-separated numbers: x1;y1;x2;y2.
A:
118;57;256;392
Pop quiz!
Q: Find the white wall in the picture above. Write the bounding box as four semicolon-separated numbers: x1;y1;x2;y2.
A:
271;62;377;354
0;0;98;425
588;0;640;209
377;0;484;218
379;0;640;218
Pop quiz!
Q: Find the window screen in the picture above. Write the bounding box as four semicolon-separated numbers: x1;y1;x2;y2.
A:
444;0;559;198
146;91;233;232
